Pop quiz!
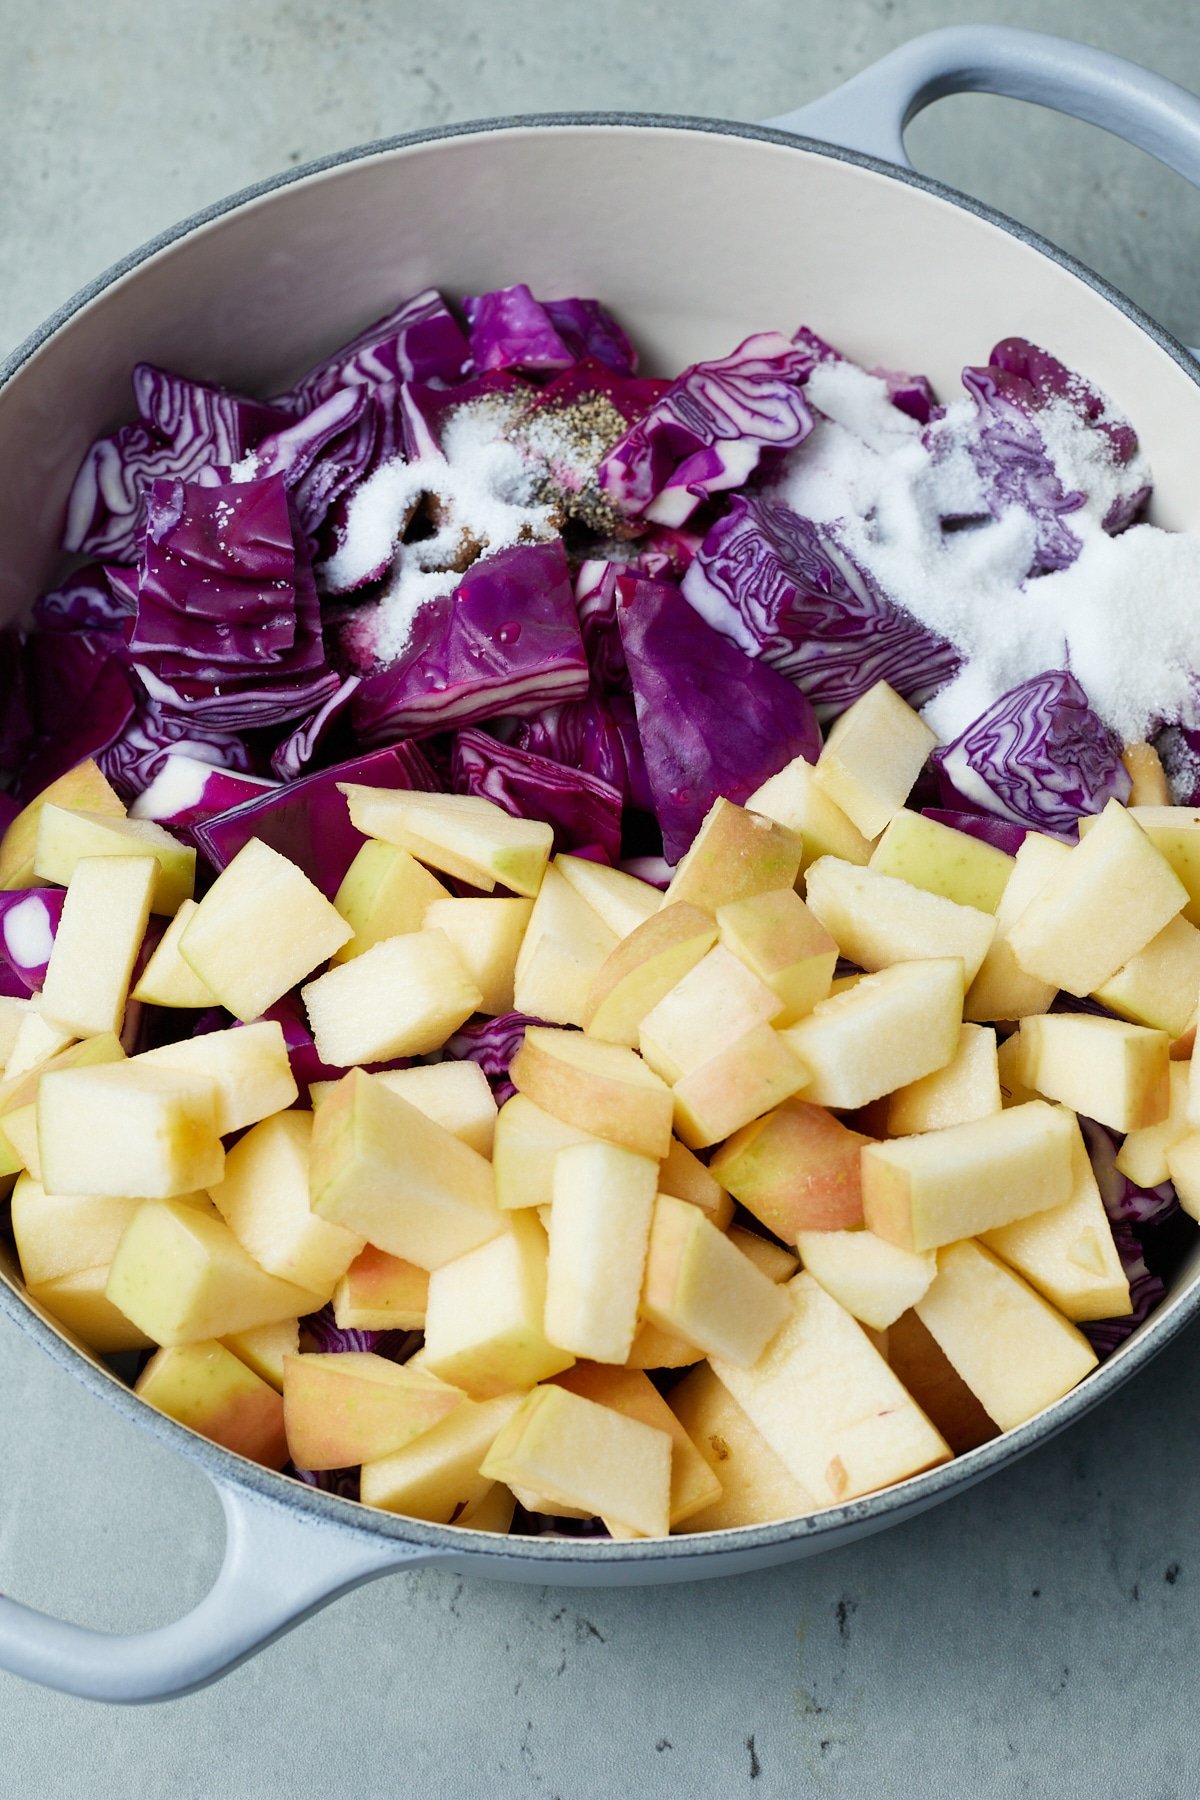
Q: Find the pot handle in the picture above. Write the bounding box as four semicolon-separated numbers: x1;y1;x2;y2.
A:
0;1474;434;1703
765;24;1200;181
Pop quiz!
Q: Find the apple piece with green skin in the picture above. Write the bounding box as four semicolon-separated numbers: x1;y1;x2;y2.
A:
1008;799;1188;996
5;1012;74;1080
37;855;157;1040
869;809;1015;913
804;856;996;987
39;1063;225;1200
333;1245;429;1331
509;1026;674;1160
715;887;837;1026
340;785;553;896
982;1114;1131;1321
1091;912;1200;1039
454;1483;517;1534
137;1341;288;1468
638;944;784;1085
11;1175;145;1287
0;759;125;891
624;1320;704;1370
283;1351;463;1469
133;1020;298;1137
1117;1061;1192;1186
862;1100;1076;1253
544;1141;657;1364
795;1228;936;1330
725;1226;799;1284
131;900;217;1008
661;797;803;914
480;1382;672;1539
27;1264;154;1354
1013;1013;1169;1133
423;896;533;1016
106;1197;322;1345
745;752;873;872
312;1061;498;1159
884;1024;1001;1135
512;862;618;1028
582;903;717;1046
711;1098;870;1235
963;834;1070;1024
301;928;482;1066
884;1308;1000;1455
331;839;450;965
310;1068;503;1271
209;1111;364;1302
554;855;660;939
422;1211;574;1398
1167;1132;1200;1220
641;1192;791;1366
34;805;195;915
554;1362;722;1529
781;958;965;1110
179;838;352;1023
220;1317;298;1391
813;681;936;840
669;1362;816;1532
360;1390;524;1523
914;1240;1098;1430
671;1023;810;1151
711;1272;951;1505
491;1093;599;1211
659;1137;733;1229
1082;802;1200;927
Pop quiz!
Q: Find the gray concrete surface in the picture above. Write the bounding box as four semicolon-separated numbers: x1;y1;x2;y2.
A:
4;1;1200;1793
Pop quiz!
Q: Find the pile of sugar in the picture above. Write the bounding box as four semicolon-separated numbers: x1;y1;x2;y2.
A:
774;359;1200;746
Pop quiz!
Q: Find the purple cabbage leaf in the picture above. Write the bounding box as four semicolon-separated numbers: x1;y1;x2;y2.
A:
451;727;623;862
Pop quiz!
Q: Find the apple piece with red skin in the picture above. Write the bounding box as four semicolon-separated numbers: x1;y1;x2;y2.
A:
283;1351;464;1469
137;1340;288;1469
658;1137;732;1229
360;1391;525;1523
661;797;803;914
710;1099;870;1236
554;1363;721;1528
509;1026;674;1161
583;903;717;1046
745;753;872;873
333;1245;430;1331
715;887;838;1025
671;1023;810;1151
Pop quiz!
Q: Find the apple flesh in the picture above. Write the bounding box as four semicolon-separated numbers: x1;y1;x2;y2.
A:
715;887;837;1026
360;1390;526;1523
671;1023;810;1151
220;1317;299;1391
136;1341;288;1468
868;809;1015;913
34;805;195;915
884;1309;1000;1455
1012;1013;1169;1133
1167;1133;1200;1220
638;944;784;1085
624;1320;705;1370
422;1212;574;1398
331;839;450;964
804;856;996;987
884;1024;1001;1135
312;1061;498;1158
26;1264;154;1354
583;903;717;1046
1122;742;1171;806
340;785;553;896
209;1110;364;1302
512;863;618;1028
795;1229;937;1330
302;927;482;1066
131;900;218;1008
11;1175;145;1287
554;855;660;939
423;896;533;1016
491;1092;598;1211
454;1484;517;1534
0;758;125;891
725;1226;799;1284
134;1020;298;1136
1092;913;1200;1039
745;752;872;873
38;1063;225;1200
659;1137;733;1230
283;1351;463;1468
782;958;965;1109
554;1363;722;1528
509;1026;674;1160
662;797;803;913
37;856;157;1040
963;834;1070;1023
4;1012;74;1082
711;1098;870;1235
669;1362;816;1531
0;996;32;1069
333;1245;430;1331
813;680;937;840
1116;1061;1191;1187
640;1192;791;1367
544;1140;657;1363
1116;804;1200;927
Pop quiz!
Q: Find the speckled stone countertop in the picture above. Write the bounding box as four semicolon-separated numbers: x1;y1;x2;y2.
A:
3;4;1200;1793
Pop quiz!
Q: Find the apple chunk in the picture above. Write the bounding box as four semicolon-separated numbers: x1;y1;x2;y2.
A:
555;1363;721;1528
671;1024;809;1151
1013;1013;1169;1133
1092;912;1200;1039
669;1363;816;1531
715;887;837;1025
963;833;1070;1024
796;1229;936;1330
209;1111;363;1301
512;863;618;1028
804;856;996;986
746;752;873;872
544;1141;657;1364
711;1099;870;1235
884;1024;1001;1135
11;1175;144;1287
26;1265;153;1354
340;785;553;896
869;809;1014;913
37;856;157;1039
302;928;482;1066
491;1093;598;1211
221;1318;298;1391
133;1019;298;1136
331;839;449;964
34;805;195;914
283;1352;463;1468
311;1060;498;1158
662;797;803;913
423;896;533;1016
813;680;936;840
641;1192;791;1367
638;944;783;1084
554;855;660;939
659;1137;733;1229
583;903;717;1046
38;1063;225;1200
333;1246;429;1331
509;1026;674;1160
884;1310;999;1454
726;1226;799;1284
1115;804;1200;927
359;1391;524;1523
0;758;124;891
782;958;964;1109
422;1212;574;1398
1116;1061;1191;1187
131;900;217;1008
136;1341;288;1468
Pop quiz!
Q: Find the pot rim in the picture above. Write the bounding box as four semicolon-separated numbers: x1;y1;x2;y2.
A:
4;107;1198;1565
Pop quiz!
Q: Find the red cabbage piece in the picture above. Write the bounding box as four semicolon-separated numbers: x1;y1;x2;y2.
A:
682;494;962;718
399;371;534;463
34;566;135;634
129;755;279;829
191;741;439;897
273;289;471;416
542;298;638;376
932;670;1131;835
464;285;576;374
0;890;65;991
349;540;589;745
202;386;376;556
573;561;627;689
442;1011;548;1106
507;686;651;813
97;699;258;802
617;576;821;862
1078;1115;1181;1230
0;630;33;773
64;366;286;563
1154;725;1200;806
451;727;623;862
299;1302;420;1362
514;361;670;531
270;675;361;781
16;631;136;801
921;808;1028;856
598;332;814;527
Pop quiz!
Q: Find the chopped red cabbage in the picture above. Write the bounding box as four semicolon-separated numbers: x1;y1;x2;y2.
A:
506;686;651;813
442;1011;549;1105
921;808;1028;856
16;630;136;801
451;727;623;862
129;755;279;829
273;289;470;416
542;297;639;376
0;889;65;991
270;675;361;781
97;699;258;802
34;566;135;635
464;285;577;375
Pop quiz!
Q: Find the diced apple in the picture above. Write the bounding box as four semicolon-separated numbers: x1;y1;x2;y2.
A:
512;863;618;1027
726;1226;799;1283
283;1352;463;1468
134;1020;298;1137
914;1240;1098;1429
714;887;837;1026
11;1175;144;1287
106;1198;321;1345
34;806;195;915
509;1026;673;1160
813;681;936;839
423;896;533;1016
0;1033;125;1178
1092;913;1200;1039
884;1309;999;1454
804;856;996;987
492;1093;597;1211
996;1031;1038;1106
302;928;482;1067
583;903;717;1046
1008;800;1187;995
0;996;31;1068
480;1383;672;1539
624;1320;704;1370
310;1068;502;1270
333;1245;429;1331
869;809;1014;913
662;797;803;914
544;1141;657;1363
454;1483;517;1534
37;855;156;1040
4;1011;74;1080
555;1363;722;1528
1122;742;1170;806
659;1137;733;1229
672;1024;810;1151
313;1061;498;1158
26;1264;153;1354
422;1212;573;1397
209;1111;363;1301
795;1228;936;1330
136;1341;288;1468
131;900;218;1008
554;855;660;939
745;752;873;872
781;959;965;1109
179;838;352;1022
1113;805;1200;928
963;834;1070;1023
0;759;125;891
711;1273;951;1505
711;1098;870;1235
884;1024;1001;1135
340;785;553;896
862;1100;1076;1252
360;1391;525;1523
1013;1013;1169;1133
1;1102;39;1177
641;1192;791;1366
638;944;783;1085
221;1318;299;1391
1116;1061;1191;1186
669;1362;816;1531
1169;1125;1200;1223
38;1063;224;1200
331;839;450;964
